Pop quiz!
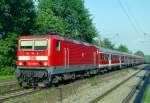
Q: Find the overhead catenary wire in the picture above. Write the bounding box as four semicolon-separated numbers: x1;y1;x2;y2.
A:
123;0;145;35
117;0;141;35
118;0;149;54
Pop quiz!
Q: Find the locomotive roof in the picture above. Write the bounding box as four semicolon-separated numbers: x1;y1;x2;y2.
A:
19;35;62;39
19;34;96;48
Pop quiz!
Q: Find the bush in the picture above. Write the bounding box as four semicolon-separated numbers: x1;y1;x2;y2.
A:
0;66;15;75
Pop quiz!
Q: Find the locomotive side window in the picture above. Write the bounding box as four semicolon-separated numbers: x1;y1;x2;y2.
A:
20;40;33;50
34;39;48;50
56;40;60;51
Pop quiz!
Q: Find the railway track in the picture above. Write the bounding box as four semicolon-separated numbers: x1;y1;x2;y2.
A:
121;78;145;103
0;87;23;95
89;69;143;103
0;88;41;102
0;80;17;87
0;65;146;102
122;71;149;103
0;67;130;102
0;80;20;95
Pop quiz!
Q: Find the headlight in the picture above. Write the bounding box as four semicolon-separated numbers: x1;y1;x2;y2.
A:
44;62;47;66
19;62;23;66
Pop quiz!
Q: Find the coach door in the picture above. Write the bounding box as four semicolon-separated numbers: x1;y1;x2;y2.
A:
119;56;122;68
64;48;69;69
108;53;111;69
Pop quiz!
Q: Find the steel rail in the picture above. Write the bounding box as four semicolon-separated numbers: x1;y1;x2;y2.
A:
0;88;41;102
0;81;17;87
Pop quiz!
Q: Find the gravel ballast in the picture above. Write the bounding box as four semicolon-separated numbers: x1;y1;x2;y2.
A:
56;68;145;103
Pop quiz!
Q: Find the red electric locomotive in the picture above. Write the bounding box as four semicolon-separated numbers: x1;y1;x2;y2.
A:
17;32;99;87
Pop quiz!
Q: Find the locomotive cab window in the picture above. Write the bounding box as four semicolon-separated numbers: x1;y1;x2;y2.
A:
20;40;33;50
56;40;60;51
34;39;48;50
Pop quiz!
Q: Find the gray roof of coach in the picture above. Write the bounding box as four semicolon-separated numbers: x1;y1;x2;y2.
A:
100;47;144;58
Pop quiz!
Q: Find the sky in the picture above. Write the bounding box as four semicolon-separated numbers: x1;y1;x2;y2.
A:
84;0;150;55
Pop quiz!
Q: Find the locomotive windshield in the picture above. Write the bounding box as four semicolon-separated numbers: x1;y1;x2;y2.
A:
20;40;33;50
34;39;48;50
20;39;48;50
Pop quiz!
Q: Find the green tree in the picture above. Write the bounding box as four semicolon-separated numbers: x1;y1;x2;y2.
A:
0;0;36;38
0;33;18;75
92;36;101;46
144;55;150;63
117;44;129;53
36;0;97;43
101;38;114;49
34;0;66;35
134;50;144;57
0;0;36;75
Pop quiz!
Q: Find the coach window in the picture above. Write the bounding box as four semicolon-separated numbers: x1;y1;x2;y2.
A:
100;53;102;60
103;54;105;60
116;56;118;60
117;56;119;60
100;53;104;60
112;55;114;60
121;56;124;60
111;55;113;60
106;54;109;60
114;55;116;60
113;55;115;60
56;40;60;51
113;55;118;60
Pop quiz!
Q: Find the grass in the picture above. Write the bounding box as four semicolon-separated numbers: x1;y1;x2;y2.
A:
88;76;98;86
0;75;15;81
144;84;150;103
8;89;52;103
0;83;20;94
